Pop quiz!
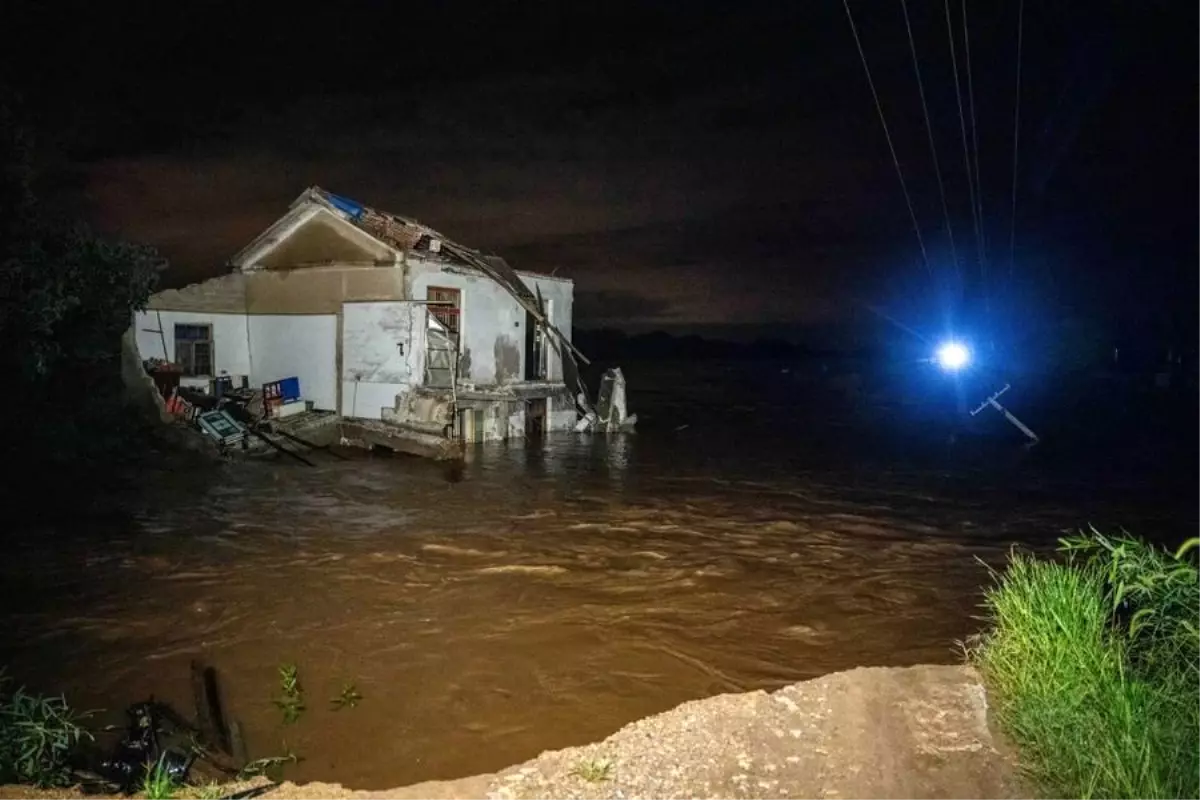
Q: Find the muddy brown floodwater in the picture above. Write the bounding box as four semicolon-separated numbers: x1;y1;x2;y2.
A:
3;362;1194;790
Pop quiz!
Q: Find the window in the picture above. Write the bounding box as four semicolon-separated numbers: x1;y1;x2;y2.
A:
427;287;461;345
174;323;214;377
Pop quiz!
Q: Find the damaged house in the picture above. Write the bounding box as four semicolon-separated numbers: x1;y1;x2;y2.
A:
134;187;596;455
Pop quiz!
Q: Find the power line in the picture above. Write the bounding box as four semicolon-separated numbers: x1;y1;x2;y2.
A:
1008;0;1025;282
900;0;959;286
943;0;985;291
962;0;987;276
841;0;934;280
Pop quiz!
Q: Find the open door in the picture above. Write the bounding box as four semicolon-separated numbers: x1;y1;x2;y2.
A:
425;287;460;387
425;314;457;388
524;296;551;380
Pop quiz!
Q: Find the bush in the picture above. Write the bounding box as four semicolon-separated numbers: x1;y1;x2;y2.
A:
968;532;1199;799
0;103;168;513
0;671;93;787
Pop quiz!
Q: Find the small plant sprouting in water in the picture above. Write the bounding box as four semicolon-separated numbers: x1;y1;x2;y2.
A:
273;663;305;724
331;682;363;711
277;663;300;698
570;755;614;783
141;756;179;800
237;749;302;781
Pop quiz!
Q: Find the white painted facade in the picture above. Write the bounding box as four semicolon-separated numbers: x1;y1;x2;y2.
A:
134;187;579;441
406;258;574;387
341;301;419;419
134;310;339;411
134;310;252;391
248;315;338;412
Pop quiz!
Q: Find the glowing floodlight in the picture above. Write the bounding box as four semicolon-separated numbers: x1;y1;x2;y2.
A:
935;341;970;371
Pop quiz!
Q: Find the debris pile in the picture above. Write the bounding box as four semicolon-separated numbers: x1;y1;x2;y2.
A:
576;368;637;433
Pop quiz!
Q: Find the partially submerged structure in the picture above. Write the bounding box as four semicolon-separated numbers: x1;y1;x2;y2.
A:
134;187;604;456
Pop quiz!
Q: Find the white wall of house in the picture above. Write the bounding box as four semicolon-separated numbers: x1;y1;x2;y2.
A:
135;257;577;434
133;310;251;379
547;400;576;432
341;301;419;419
249;315;338;411
408;260;575;387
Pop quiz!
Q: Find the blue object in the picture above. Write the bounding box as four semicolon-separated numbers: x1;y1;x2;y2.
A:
280;377;301;403
324;191;364;220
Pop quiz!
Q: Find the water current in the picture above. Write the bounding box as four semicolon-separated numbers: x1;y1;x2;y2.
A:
3;361;1194;788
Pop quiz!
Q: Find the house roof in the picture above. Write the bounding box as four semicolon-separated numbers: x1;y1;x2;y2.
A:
231;186;570;284
300;186;541;275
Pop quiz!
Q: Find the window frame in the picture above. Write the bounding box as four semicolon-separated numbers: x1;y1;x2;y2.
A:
426;286;462;347
173;323;215;377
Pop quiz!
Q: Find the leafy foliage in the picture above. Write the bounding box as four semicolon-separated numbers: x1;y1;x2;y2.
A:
0;96;167;494
1061;531;1199;685
273;664;305;724
330;682;363;711
1;223;163;380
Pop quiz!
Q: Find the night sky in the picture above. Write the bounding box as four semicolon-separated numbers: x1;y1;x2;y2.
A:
8;1;1197;343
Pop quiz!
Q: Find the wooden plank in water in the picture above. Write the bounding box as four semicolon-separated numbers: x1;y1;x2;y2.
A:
190;660;232;756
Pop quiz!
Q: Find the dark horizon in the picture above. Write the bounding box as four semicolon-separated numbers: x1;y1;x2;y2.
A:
6;0;1196;345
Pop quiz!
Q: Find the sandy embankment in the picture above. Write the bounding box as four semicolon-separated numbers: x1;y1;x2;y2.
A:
1;664;1020;800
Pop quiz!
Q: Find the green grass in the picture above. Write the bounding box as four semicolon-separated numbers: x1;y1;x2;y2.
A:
967;531;1198;799
570;755;614;783
0;671;93;787
141;756;179;800
187;782;226;800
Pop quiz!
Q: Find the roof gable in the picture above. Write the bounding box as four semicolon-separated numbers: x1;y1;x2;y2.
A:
231;203;400;270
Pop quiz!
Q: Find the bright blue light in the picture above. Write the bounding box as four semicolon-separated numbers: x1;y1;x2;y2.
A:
935;341;970;371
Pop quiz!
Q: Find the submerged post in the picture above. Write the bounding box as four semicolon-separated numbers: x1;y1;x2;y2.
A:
970;383;1039;446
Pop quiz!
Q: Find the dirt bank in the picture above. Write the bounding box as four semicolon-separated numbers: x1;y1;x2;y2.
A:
260;664;1022;799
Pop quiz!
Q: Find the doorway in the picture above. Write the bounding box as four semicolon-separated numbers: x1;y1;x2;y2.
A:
525;398;546;438
524;301;550;380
